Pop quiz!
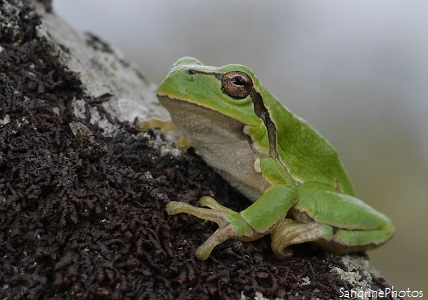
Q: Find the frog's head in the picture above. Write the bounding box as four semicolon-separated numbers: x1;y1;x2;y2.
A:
157;57;264;127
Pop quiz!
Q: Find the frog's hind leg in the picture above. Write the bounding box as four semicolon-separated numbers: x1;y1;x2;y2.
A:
271;218;394;259
271;182;395;259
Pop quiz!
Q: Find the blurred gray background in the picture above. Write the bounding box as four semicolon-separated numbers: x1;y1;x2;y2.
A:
53;0;427;292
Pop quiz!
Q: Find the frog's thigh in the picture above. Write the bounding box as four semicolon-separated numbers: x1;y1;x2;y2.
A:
292;182;394;251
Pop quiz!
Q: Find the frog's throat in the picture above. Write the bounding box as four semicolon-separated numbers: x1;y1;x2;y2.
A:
157;95;249;142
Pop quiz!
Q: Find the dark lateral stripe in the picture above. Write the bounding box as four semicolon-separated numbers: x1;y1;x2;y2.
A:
249;89;278;160
188;69;222;80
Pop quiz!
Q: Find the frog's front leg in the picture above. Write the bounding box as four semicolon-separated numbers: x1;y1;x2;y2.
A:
271;182;395;258
167;196;254;260
167;184;297;260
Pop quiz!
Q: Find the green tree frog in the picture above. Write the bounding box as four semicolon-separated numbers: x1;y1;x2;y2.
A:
156;57;394;260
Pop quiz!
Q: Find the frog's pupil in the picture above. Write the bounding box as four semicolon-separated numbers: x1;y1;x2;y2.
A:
232;76;246;85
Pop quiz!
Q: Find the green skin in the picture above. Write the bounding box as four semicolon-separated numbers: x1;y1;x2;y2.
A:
157;57;395;260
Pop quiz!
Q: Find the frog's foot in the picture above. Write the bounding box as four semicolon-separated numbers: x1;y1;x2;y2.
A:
270;219;333;259
166;196;259;260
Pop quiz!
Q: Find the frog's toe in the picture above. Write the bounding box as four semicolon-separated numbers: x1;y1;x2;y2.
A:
166;199;231;226
137;117;177;132
195;224;238;260
198;196;236;214
271;219;333;259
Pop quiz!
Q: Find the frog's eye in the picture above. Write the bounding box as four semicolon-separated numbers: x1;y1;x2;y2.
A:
222;71;253;99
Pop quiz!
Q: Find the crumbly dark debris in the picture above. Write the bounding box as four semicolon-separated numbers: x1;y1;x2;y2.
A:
0;1;396;299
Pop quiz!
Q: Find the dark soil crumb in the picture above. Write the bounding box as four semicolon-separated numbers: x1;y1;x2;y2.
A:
0;1;396;299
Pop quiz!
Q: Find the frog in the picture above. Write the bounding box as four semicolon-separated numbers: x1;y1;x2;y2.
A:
156;57;395;260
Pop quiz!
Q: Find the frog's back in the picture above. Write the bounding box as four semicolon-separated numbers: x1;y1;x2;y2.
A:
261;86;355;196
